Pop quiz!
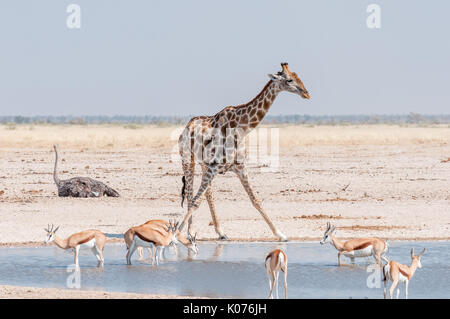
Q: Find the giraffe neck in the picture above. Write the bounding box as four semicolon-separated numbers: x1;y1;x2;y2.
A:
239;80;282;135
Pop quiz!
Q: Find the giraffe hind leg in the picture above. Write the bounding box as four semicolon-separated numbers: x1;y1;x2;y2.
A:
180;164;218;236
180;157;196;235
205;184;227;240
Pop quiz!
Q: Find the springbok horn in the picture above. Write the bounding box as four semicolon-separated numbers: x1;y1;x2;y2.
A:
418;248;426;257
54;226;59;233
411;248;415;258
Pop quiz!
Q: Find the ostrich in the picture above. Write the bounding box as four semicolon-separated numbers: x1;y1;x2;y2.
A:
53;145;119;198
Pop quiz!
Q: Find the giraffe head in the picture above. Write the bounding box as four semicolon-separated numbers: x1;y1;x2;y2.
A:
268;63;310;99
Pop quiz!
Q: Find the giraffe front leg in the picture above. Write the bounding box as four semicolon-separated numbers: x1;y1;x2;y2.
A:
233;165;287;241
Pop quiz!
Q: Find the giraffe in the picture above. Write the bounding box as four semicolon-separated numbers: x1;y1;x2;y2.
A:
178;63;310;241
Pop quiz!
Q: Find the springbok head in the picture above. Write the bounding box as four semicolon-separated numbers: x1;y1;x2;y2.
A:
411;248;426;268
268;62;310;99
187;232;199;255
44;224;60;244
320;222;336;245
166;220;180;245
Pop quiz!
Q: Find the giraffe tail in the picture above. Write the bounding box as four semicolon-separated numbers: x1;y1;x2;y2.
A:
181;176;186;208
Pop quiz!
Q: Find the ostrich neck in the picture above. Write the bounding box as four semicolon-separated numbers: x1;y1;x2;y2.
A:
53;147;60;185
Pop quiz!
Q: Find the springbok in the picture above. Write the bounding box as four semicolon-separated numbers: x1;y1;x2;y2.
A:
134;219;199;261
320;222;389;266
383;248;425;299
265;249;288;299
124;220;179;265
44;224;106;267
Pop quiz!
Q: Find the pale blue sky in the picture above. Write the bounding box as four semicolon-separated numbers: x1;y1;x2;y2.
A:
0;0;449;116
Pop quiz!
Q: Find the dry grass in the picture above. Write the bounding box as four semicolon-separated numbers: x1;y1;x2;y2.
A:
0;124;181;150
294;214;344;220
277;124;450;147
0;124;449;150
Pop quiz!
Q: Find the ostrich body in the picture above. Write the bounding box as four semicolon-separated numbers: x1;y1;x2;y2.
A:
53;145;119;198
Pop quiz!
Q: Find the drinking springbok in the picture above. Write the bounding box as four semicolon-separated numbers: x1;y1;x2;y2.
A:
133;219;199;261
124;220;179;265
383;248;425;299
44;224;106;267
265;249;288;299
320;222;389;266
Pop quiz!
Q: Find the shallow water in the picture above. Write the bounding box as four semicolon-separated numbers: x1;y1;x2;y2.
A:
0;241;448;298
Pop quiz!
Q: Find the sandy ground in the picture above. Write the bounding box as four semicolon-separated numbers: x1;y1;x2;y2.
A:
0;284;199;299
0;124;449;246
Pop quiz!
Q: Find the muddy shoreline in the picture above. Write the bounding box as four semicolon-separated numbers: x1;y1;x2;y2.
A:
0;284;202;299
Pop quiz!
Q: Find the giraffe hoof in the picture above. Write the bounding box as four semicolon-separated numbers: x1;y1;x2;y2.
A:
218;235;229;241
278;234;288;242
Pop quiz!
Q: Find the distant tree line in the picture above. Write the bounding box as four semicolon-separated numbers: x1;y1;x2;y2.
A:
0;113;449;125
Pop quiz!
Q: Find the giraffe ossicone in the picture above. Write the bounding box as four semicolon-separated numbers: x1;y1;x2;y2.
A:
178;63;310;241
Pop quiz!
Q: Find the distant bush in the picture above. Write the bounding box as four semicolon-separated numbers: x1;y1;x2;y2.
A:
69;117;87;125
123;124;141;129
0;114;449;125
5;123;16;130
